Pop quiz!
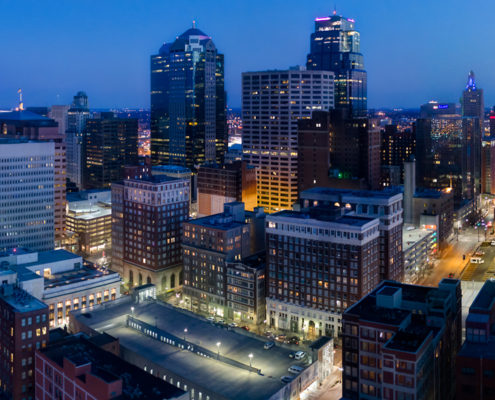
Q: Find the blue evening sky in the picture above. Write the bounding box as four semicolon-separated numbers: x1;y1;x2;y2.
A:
1;0;493;109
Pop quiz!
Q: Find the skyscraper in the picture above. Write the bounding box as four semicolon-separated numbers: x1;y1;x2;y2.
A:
307;12;367;116
66;91;90;189
150;24;227;169
462;71;484;119
242;68;334;213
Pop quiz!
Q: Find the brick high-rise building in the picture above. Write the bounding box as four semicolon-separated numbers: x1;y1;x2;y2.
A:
111;176;189;293
299;187;404;282
242;68;334;213
266;206;380;338
0;110;66;243
342;279;461;400
197;161;257;216
0;284;49;400
84;114;139;189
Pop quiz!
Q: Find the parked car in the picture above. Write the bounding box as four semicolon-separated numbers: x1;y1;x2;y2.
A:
289;352;295;359
491;241;495;246
448;272;454;278
281;376;294;384
471;257;484;264
217;319;226;325
264;341;275;350
228;322;238;328
288;336;300;345
275;335;287;342
241;325;250;331
264;331;274;338
294;351;306;360
288;365;304;375
207;316;215;322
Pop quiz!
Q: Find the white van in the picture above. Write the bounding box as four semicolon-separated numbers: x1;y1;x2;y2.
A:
288;365;304;375
470;257;484;264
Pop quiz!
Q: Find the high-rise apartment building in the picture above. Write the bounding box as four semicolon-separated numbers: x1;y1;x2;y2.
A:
297;110;380;192
150;25;227;168
0;284;49;400
307;12;367;116
299;187;404;282
111;176;189;293
0;111;66;243
0;139;55;252
342;279;461;400
266;206;380;338
66;91;90;189
380;124;415;183
197;161;257;216
84;114;139;189
242;69;334;213
182;202;266;319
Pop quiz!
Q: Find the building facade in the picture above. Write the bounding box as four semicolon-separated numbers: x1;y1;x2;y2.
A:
0;139;55;252
0;284;49;400
299;187;404;282
150;25;227;169
83;114;139;189
481;137;495;194
242;69;334;213
266;207;380;338
306;13;367;116
112;176;189;293
381;124;415;183
402;226;436;284
197;161;257;216
342;279;462;400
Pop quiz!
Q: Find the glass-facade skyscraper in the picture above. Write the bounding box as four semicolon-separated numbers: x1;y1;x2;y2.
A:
150;25;227;170
307;12;367;116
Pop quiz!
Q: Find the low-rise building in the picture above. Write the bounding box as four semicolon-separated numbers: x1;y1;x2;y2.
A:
66;190;112;256
342;279;462;400
0;248;121;329
402;225;436;284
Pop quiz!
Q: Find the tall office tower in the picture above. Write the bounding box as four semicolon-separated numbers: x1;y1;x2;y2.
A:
197;161;257;216
182;202;266;318
380;124;415;183
66;91;90;189
342;279;461;400
415;102;466;205
111;176;189;293
266;206;380;338
297;110;380;192
0;284;49;400
299;187;404;282
307;12;367;116
462;71;484;119
0;139;55;251
150;24;227;169
48;105;69;137
242;69;334;213
83;115;139;189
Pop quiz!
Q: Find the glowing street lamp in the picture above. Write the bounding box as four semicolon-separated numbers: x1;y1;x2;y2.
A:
248;353;253;367
131;306;134;317
184;328;188;341
216;341;221;357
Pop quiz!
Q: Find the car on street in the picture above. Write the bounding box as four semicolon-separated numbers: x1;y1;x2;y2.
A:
448;272;455;278
471;257;484;264
228;322;238;328
264;341;275;350
241;325;250;331
281;376;294;383
207;316;215;322
288;365;304;375
289;352;295;359
288;336;300;345
294;351;306;360
491;241;495;246
275;334;287;342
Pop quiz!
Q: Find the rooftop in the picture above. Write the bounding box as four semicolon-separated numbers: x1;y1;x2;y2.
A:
125;175;186;184
383;323;432;354
152;164;191;174
41;334;185;400
0;286;47;313
300;186;402;200
270;209;377;228
470;279;495;311
457;340;495;361
403;226;434;251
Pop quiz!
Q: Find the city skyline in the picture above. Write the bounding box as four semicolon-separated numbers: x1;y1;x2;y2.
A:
1;0;494;109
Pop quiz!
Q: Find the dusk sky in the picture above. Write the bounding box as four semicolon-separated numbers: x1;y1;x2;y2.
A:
2;0;494;109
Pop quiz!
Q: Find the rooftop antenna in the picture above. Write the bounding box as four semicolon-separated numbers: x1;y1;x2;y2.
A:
333;5;337;15
17;89;24;111
192;20;196;29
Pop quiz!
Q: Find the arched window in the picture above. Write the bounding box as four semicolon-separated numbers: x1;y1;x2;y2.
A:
170;273;176;289
129;270;134;284
161;276;167;291
147;276;152;285
139;273;143;286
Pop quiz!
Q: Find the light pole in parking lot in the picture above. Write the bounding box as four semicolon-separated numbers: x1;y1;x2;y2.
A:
248;353;253;368
184;328;188;341
131;307;134;317
217;342;221;358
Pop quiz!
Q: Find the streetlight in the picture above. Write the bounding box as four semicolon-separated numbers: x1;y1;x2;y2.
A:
216;341;221;357
248;353;253;367
184;328;188;341
131;307;134;317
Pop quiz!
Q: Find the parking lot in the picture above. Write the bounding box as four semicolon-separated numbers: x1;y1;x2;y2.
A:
461;241;495;281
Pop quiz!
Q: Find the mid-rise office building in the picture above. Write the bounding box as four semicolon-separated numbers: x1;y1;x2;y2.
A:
299;187;404;282
402;225;436;283
306;12;367;116
0;111;66;243
381;124;415;183
266;206;380;338
0;139;55;252
482;136;495;194
182;202;266;319
0;284;49;400
456;280;495;399
342;279;462;400
36;334;187;400
66;91;91;189
297;110;380;192
197;161;257;216
112;176;189;293
0;248;121;329
66;190;112;256
150;24;226;168
84;114;139;189
242;68;334;213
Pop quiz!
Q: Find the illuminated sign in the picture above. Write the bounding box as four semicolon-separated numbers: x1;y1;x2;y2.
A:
437;104;449;109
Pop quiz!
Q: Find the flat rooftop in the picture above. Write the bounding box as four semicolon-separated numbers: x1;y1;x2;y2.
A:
44;264;119;289
271;210;376;227
300;187;402;200
384;324;432;353
72;299;310;400
470;280;495;311
403;226;433;251
187;214;246;230
0;286;47;313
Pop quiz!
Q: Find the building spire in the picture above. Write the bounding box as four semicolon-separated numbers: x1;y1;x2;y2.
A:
17;89;24;111
192;20;196;29
466;70;476;91
333;5;337;15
